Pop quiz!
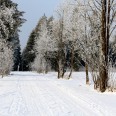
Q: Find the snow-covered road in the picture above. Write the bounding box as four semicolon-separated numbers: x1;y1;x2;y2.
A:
0;72;116;116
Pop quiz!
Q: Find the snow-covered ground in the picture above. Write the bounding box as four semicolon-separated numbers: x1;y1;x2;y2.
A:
0;72;116;116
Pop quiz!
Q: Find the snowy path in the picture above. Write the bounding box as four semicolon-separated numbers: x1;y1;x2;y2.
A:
0;72;116;116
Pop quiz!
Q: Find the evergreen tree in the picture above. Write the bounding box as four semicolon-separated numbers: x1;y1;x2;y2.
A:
47;16;54;36
21;30;36;71
12;33;22;71
22;15;47;71
0;0;25;71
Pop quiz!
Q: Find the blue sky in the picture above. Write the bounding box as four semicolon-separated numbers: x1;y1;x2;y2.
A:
12;0;61;49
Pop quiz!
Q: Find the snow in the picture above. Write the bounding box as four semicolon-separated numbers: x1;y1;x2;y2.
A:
0;72;116;116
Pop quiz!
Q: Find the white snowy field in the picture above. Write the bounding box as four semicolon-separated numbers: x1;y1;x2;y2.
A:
0;72;116;116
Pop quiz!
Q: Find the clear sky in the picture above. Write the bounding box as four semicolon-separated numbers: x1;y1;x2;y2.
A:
12;0;61;49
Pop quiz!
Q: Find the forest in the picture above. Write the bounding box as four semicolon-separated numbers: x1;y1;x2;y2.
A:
0;0;116;93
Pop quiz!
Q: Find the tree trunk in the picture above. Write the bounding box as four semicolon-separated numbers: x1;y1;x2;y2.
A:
106;0;111;85
45;62;49;74
68;46;74;79
2;73;4;78
58;58;64;79
84;12;89;84
99;0;108;92
57;11;65;79
45;53;49;74
85;62;89;84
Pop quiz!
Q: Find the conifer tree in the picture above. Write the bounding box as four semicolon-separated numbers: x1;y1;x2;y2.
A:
22;15;48;71
0;0;25;71
21;30;36;71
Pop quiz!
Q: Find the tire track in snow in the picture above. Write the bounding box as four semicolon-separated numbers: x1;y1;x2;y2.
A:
19;79;54;116
35;81;95;116
0;76;28;116
0;72;114;116
33;83;67;116
8;77;28;116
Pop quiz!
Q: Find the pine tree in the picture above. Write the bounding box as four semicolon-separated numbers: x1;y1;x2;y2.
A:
21;30;36;71
12;33;22;71
0;0;25;71
22;15;48;71
31;15;49;73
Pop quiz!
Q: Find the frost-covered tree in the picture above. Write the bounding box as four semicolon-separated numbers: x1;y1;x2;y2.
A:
0;0;25;71
0;39;13;77
53;16;66;78
23;15;50;71
87;0;116;92
61;0;86;79
55;0;90;80
0;0;14;39
32;15;55;73
0;0;24;40
56;0;116;88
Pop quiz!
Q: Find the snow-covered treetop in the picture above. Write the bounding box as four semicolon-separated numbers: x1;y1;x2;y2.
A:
0;0;25;40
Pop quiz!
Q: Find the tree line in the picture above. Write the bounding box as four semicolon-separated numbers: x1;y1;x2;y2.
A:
0;0;116;92
23;0;116;92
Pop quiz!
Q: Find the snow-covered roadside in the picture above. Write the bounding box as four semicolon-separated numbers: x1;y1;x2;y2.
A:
0;72;116;116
